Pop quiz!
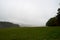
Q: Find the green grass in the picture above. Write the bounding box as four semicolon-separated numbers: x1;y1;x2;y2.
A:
0;27;60;40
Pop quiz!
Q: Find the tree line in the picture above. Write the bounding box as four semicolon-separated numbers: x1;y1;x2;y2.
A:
46;8;60;26
0;21;20;28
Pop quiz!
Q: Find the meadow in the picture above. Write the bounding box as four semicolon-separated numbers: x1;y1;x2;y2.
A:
0;27;60;40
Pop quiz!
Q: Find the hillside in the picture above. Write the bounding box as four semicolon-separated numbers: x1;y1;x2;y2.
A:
0;27;60;40
0;21;20;28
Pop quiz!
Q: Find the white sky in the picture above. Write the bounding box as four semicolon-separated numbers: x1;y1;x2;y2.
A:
0;0;60;26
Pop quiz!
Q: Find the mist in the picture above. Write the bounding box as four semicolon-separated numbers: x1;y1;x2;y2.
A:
0;0;60;26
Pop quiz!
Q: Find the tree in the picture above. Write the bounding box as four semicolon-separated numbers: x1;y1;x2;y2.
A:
46;17;57;26
46;8;60;26
56;8;60;25
0;21;20;28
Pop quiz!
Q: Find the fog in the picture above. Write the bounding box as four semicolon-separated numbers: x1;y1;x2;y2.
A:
0;0;60;26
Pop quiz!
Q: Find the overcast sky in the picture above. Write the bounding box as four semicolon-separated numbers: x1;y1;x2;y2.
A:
0;0;60;26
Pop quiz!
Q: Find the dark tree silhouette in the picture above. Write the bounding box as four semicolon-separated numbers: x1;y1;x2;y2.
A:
46;8;60;26
55;8;60;26
46;17;57;26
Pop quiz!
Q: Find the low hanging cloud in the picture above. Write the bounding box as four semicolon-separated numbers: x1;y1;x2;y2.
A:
0;0;60;26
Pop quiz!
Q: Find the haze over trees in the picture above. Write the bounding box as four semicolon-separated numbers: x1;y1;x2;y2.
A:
46;8;60;26
0;21;20;28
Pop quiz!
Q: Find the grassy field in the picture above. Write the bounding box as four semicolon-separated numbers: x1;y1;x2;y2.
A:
0;27;60;40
